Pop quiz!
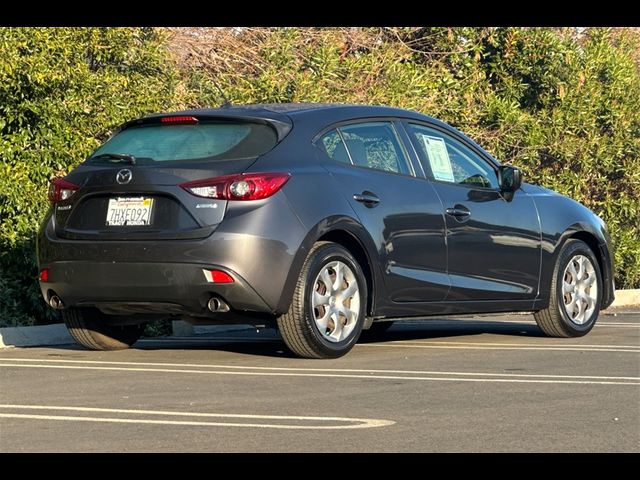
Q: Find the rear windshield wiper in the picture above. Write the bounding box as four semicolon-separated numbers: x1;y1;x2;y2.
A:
89;153;136;164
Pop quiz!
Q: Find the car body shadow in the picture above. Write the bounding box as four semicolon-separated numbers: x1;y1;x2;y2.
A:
358;319;546;343
131;318;546;358
36;318;546;358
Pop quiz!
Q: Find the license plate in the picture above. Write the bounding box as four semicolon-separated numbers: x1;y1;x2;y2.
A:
106;197;154;226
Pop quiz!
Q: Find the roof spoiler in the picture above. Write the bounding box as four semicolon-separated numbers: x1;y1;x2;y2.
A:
118;113;293;142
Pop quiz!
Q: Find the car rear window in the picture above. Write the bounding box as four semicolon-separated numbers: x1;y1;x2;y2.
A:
89;122;278;163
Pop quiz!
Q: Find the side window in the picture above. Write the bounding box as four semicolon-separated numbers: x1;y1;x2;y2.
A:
338;122;412;175
316;129;351;164
408;124;499;189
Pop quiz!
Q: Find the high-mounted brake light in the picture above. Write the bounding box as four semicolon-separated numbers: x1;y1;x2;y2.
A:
48;177;80;204
180;173;291;201
160;116;199;125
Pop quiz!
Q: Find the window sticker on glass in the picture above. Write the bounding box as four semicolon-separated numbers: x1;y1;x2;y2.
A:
420;135;454;182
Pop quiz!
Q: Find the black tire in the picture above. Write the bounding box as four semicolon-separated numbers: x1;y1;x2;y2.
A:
62;307;145;350
534;239;602;337
277;241;367;359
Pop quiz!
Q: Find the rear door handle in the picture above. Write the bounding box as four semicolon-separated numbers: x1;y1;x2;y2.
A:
445;205;471;219
353;192;380;207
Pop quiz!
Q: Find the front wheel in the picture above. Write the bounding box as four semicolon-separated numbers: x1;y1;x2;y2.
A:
62;307;145;350
277;242;367;359
534;239;602;337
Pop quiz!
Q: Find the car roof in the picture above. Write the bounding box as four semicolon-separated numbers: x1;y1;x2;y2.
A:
146;102;442;125
129;103;497;163
135;102;465;145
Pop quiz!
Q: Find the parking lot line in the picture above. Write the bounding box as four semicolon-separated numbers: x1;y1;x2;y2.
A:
2;357;638;379
1;357;637;379
392;319;640;327
0;359;637;386
142;337;640;349
489;323;640;328
358;343;639;353
0;405;394;430
386;341;639;349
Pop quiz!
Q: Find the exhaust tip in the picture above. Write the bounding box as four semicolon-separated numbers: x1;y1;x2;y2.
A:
207;297;230;313
49;295;64;310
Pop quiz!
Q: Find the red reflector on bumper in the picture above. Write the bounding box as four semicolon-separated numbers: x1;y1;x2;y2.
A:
39;268;50;282
202;269;234;284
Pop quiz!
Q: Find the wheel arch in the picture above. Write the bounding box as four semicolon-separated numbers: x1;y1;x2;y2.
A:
569;231;603;276
543;225;614;310
274;216;381;316
566;230;614;309
317;229;375;317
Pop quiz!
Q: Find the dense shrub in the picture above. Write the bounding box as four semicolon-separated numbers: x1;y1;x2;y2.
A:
1;27;638;327
179;27;640;290
0;28;184;326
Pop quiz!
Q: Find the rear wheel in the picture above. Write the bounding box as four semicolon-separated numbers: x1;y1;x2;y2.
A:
277;242;367;359
62;307;145;350
534;239;602;337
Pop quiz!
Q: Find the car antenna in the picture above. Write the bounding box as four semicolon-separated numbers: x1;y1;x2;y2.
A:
211;77;232;108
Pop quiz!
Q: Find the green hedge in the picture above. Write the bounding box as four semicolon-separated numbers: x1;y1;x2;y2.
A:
185;27;640;288
0;27;183;326
1;27;638;327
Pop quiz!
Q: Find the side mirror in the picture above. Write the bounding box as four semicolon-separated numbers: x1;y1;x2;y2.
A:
498;165;522;193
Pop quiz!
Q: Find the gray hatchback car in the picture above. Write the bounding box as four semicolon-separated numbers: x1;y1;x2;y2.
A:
38;103;614;358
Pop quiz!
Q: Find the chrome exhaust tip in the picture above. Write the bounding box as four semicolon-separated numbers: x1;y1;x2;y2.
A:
207;297;230;313
49;295;64;309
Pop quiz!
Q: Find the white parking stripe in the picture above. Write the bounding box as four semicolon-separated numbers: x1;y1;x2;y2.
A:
389;341;639;349
145;337;640;348
2;357;638;379
596;321;640;324
359;344;639;353
393;320;640;327
0;361;637;386
581;323;637;327
0;405;394;430
504;323;638;328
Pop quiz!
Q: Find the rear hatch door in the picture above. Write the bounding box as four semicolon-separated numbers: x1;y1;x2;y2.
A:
54;114;290;240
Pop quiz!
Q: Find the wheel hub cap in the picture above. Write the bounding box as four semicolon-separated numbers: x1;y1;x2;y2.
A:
561;254;598;325
311;261;360;343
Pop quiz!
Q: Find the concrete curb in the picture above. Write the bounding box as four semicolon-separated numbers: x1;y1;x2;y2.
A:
0;324;74;349
1;289;638;349
610;289;640;308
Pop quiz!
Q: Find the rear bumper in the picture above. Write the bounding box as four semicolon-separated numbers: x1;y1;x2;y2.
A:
38;261;271;316
37;190;309;315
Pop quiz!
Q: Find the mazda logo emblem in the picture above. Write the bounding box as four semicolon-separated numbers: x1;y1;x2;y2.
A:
116;169;132;185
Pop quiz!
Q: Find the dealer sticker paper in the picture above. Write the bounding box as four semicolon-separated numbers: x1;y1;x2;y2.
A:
421;135;454;182
106;197;154;226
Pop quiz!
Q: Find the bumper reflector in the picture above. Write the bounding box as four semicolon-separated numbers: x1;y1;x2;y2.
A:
202;269;234;284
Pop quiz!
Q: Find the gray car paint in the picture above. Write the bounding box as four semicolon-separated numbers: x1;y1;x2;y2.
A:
37;103;615;326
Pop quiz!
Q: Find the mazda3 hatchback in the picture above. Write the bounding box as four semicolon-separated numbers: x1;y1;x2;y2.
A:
38;103;614;358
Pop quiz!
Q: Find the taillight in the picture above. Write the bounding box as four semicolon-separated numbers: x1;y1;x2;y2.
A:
39;268;50;282
180;173;290;201
48;177;80;204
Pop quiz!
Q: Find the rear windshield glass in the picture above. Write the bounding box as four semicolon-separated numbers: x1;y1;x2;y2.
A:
89;122;278;163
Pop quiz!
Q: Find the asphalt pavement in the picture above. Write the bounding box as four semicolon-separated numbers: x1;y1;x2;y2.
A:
1;313;638;452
